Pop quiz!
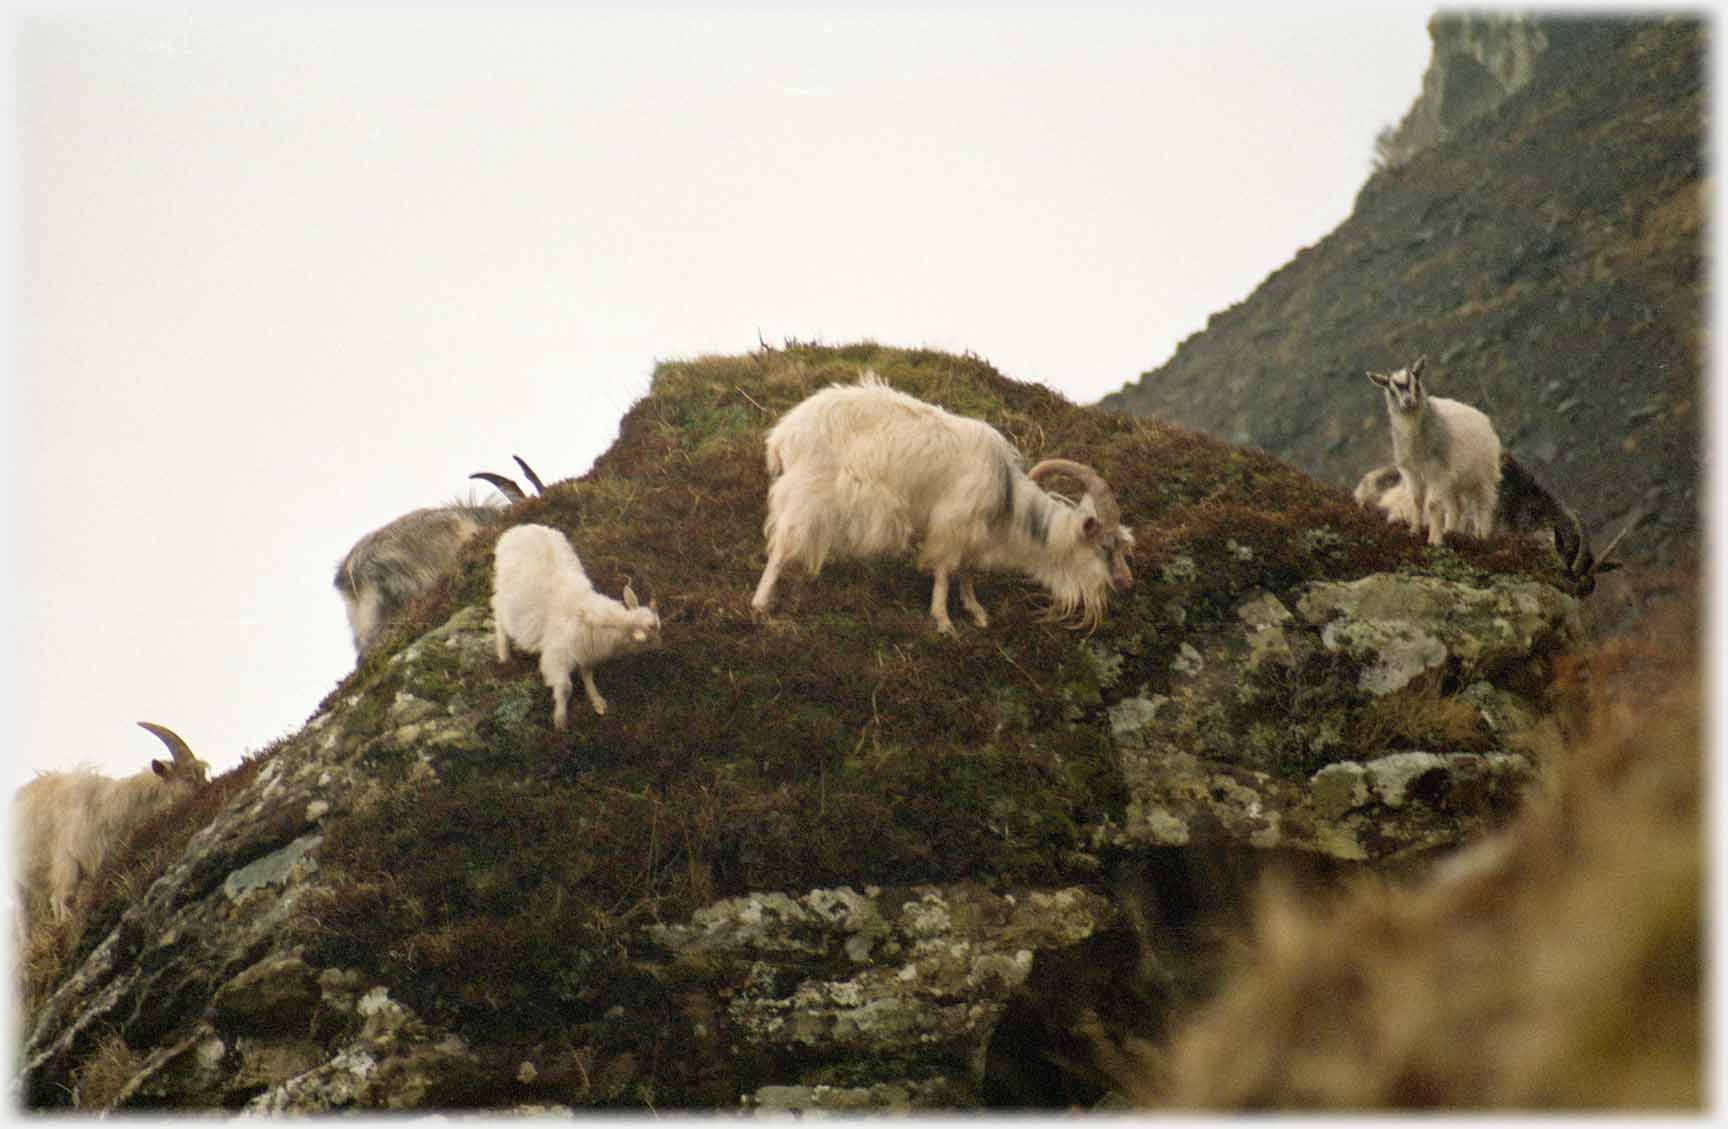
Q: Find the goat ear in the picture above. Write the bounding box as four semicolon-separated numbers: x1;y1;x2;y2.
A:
622;581;639;609
151;759;170;778
1367;371;1389;388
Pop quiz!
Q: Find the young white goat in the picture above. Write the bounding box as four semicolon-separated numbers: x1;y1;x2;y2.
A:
336;457;546;658
13;723;209;932
1353;454;1633;595
1367;356;1502;545
491;523;662;728
749;372;1135;634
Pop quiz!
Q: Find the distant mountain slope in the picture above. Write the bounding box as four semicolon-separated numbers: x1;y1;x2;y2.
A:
1101;17;1703;572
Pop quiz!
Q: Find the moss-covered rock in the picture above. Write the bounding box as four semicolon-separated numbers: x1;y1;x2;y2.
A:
1106;574;1575;862
18;343;1589;1112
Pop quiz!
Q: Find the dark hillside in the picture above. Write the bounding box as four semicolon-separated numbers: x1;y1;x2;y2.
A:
1101;17;1703;576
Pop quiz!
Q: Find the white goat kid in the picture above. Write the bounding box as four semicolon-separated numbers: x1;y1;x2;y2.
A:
491;524;661;728
13;722;209;931
750;373;1135;634
1367;356;1502;546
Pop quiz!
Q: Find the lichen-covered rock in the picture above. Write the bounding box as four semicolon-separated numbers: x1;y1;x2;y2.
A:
745;1078;970;1114
244;984;477;1113
212;953;319;1035
1296;574;1585;694
649;884;1112;1100
1106;576;1578;862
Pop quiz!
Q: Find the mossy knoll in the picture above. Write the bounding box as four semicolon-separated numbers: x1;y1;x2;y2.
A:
23;343;1577;1111
292;342;1553;1048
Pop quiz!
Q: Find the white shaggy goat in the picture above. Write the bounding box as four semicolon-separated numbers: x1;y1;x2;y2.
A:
13;723;209;931
1353;454;1633;595
335;457;545;658
1367;356;1502;545
749;372;1135;634
491;523;662;728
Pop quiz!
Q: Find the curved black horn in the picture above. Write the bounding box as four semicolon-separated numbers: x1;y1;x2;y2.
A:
512;456;547;495
470;472;527;503
1588;508;1645;576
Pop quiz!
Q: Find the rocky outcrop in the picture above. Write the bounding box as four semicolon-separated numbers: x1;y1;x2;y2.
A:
17;345;1590;1111
1106;572;1578;863
1374;14;1551;168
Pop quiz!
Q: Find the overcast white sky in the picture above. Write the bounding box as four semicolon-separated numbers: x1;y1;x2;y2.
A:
6;6;1448;787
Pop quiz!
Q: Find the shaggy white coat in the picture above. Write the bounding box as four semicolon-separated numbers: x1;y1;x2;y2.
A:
491;523;661;728
14;731;207;930
336;506;490;656
1368;358;1502;545
750;373;1134;633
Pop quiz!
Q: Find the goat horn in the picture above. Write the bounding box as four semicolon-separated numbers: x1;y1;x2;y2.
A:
1588;508;1645;576
137;721;195;765
512;456;547;494
470;472;527;502
1563;510;1591;575
1028;458;1122;530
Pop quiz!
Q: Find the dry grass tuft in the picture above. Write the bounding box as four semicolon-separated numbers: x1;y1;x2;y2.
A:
1352;669;1496;754
69;1030;143;1110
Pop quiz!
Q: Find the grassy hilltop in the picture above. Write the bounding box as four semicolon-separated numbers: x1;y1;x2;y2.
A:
28;342;1588;1109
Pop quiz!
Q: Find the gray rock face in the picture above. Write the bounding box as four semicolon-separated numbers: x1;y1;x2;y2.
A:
1297;574;1584;694
1107;574;1578;862
1377;13;1552;167
648;884;1112;1103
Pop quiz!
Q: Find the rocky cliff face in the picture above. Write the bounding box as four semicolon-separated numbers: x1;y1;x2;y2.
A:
17;345;1592;1112
1374;13;1551;168
1102;17;1703;577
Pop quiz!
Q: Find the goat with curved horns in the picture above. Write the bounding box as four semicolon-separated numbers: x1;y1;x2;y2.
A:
14;722;209;932
335;456;546;657
750;373;1135;633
